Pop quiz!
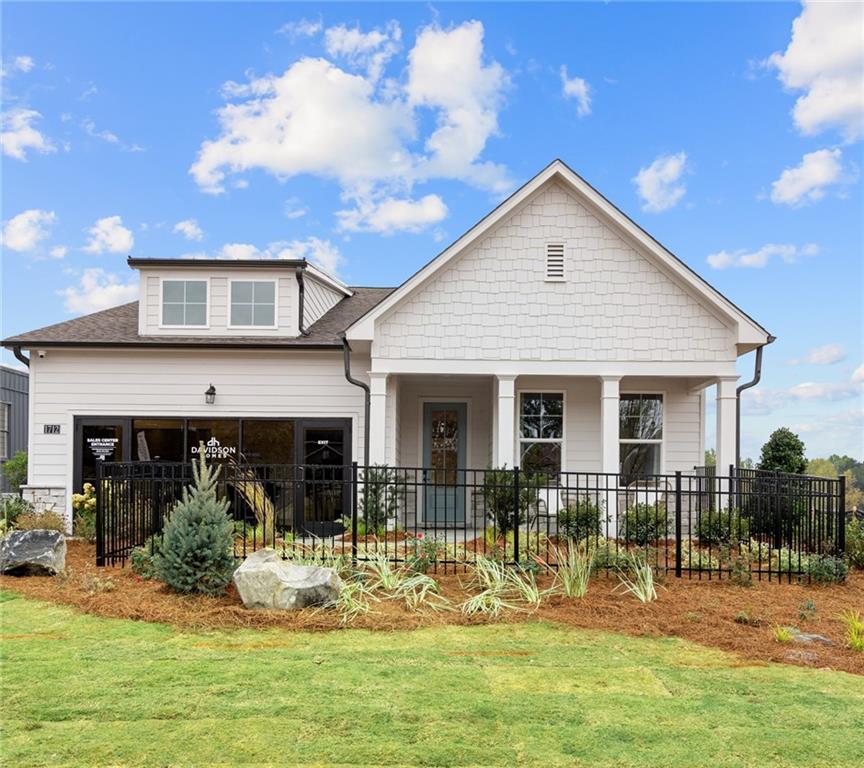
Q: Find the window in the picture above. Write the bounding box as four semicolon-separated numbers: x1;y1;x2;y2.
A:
619;394;663;483
230;280;276;327
0;402;9;460
545;243;565;281
162;280;207;326
518;392;563;476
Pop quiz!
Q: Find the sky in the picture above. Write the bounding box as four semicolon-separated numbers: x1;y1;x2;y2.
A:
1;1;862;461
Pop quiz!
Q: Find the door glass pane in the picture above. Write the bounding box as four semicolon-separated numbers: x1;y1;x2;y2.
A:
133;419;184;462
619;395;663;440
187;420;240;462
430;409;458;485
80;424;125;489
303;427;345;523
620;443;661;482
520;442;561;477
241;420;295;464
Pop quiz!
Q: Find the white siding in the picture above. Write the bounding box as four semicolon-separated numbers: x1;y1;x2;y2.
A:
304;276;344;327
374;181;736;363
139;268;299;337
27;348;369;517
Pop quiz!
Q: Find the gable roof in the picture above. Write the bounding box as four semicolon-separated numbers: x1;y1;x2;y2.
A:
2;288;393;350
346;159;772;352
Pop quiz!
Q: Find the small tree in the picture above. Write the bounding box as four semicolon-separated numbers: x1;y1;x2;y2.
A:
703;449;716;468
154;446;235;595
360;465;405;533
1;451;27;494
757;428;806;474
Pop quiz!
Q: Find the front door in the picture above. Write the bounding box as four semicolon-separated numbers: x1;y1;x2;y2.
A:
297;420;350;537
422;402;467;525
75;418;128;491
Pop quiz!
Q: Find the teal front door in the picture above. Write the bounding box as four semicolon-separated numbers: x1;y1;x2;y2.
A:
422;402;467;525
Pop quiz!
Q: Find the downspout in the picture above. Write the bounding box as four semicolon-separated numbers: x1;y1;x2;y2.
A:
735;335;776;467
341;335;370;466
12;346;30;368
295;267;310;337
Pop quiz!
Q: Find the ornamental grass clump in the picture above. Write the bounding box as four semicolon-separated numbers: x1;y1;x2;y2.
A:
153;446;235;596
550;540;594;598
839;610;864;652
614;553;658;603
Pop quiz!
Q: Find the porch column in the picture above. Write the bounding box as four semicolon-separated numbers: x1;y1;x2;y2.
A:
494;375;517;467
716;376;738;475
599;376;621;477
368;372;388;466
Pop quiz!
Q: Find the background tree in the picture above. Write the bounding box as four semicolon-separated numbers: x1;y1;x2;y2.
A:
807;458;864;511
703;449;716;467
757;428;807;474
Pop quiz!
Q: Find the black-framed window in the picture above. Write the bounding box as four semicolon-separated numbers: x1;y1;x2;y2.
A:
619;394;663;483
518;392;563;476
230;280;276;327
162;279;207;326
0;402;10;460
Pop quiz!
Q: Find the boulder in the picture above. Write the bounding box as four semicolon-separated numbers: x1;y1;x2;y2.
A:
0;530;67;575
233;549;342;610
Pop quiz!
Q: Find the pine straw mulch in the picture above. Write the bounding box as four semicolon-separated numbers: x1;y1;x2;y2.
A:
1;540;862;676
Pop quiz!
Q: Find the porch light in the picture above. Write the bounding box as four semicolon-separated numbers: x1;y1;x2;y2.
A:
205;384;216;405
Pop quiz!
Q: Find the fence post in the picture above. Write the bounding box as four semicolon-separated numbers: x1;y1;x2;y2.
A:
95;460;105;567
838;472;846;556
512;466;520;565
351;462;359;567
674;471;682;578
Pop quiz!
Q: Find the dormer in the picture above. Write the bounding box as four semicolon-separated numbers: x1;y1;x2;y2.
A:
129;258;352;338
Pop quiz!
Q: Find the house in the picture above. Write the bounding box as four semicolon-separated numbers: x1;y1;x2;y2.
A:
0;365;29;494
2;160;772;532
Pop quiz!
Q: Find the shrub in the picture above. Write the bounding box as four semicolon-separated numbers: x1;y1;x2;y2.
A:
405;533;443;574
697;508;750;546
679;542;720;572
72;484;98;542
15;509;67;533
757;428;806;474
1;495;33;528
482;468;547;536
130;536;161;580
153;447;235;596
846;518;864;570
620;503;667;546
805;555;848;584
1;451;27;493
360;465;405;531
557;499;603;540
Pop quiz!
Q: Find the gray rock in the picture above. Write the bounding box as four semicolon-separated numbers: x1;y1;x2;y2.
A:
792;632;833;646
785;650;818;664
0;530;67;575
233;549;342;610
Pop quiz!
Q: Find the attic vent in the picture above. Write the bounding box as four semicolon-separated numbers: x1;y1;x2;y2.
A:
545;243;565;281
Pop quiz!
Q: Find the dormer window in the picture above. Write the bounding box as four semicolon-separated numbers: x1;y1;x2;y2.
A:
161;279;208;327
230;280;276;327
545;243;565;281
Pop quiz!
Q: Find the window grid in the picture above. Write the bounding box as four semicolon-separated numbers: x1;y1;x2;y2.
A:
0;402;9;460
230;280;276;327
518;392;564;476
161;280;208;327
619;394;664;483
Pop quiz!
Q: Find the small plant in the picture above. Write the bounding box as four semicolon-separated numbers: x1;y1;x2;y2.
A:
364;551;404;592
393;572;451;612
620;503;667;546
153;446;235;596
734;608;763;627
481;468;546;536
82;574;116;594
130;535;161;580
614;554;658;603
1;495;33;529
546;540;593;598
1;450;27;493
772;625;795;645
839;609;864;652
14;509;67;533
360;465;406;532
458;556;531;617
697;508;749;546
805;555;848;584
679;542;720;572
405;533;442;573
557;499;603;541
71;483;97;542
326;579;378;625
284;540;352;577
798;599;817;622
506;567;542;608
730;551;753;586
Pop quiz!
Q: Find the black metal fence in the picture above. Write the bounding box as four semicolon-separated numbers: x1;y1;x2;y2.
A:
96;461;846;582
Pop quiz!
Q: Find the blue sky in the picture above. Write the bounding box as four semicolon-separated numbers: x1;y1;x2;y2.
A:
1;1;862;460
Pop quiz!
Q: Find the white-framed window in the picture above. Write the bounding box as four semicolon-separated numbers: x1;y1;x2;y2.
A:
518;392;564;476
619;393;663;483
229;280;276;328
545;242;565;281
0;402;9;461
161;279;208;327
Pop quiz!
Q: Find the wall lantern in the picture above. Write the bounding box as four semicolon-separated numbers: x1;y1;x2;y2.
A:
205;384;216;405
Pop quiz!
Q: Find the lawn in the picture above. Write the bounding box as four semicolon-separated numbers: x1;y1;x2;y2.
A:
1;592;863;768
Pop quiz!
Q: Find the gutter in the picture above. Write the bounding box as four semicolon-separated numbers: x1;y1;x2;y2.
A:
736;335;776;468
341;335;370;466
295;268;310;337
11;346;30;368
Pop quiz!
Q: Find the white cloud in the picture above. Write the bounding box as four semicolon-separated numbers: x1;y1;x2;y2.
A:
706;242;818;269
1;209;56;252
83;215;134;254
276;18;323;39
632;152;688;212
324;20;401;82
743;371;864;415
770;147;849;206
788;343;847;366
560;66;591;117
852;364;864;384
59;268;138;314
283;197;308;220
173;219;204;241
218;238;344;276
13;55;35;73
766;0;864;142
50;245;67;259
218;243;262;261
1;108;56;160
82;118;119;144
191;20;510;234
337;193;447;234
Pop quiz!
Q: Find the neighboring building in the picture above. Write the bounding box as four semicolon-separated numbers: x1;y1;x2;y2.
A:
2;160;771;530
0;364;29;494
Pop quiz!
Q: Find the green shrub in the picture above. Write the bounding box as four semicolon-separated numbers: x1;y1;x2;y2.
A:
557;499;603;540
153;447;235;596
846;518;864;569
1;495;33;528
697;508;749;546
360;465;405;531
805;555;848;584
1;451;27;493
130;536;161;580
71;483;97;542
620;503;668;546
482;468;547;535
15;509;67;533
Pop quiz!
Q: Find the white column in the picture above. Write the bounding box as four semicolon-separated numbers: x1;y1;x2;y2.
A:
716;376;738;475
368;372;388;466
599;376;621;477
494;375;517;468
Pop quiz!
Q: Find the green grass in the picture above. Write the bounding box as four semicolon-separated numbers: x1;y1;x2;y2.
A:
1;592;863;767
